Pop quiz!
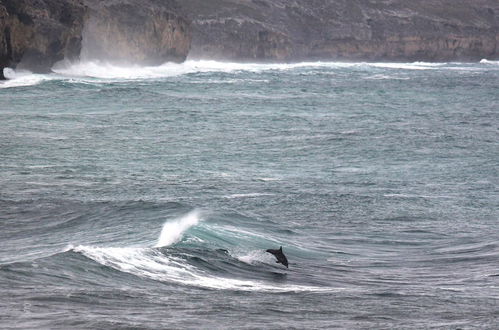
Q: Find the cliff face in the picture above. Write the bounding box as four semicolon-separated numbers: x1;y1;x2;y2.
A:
1;0;498;79
180;0;499;62
81;0;190;65
0;0;191;79
0;0;86;78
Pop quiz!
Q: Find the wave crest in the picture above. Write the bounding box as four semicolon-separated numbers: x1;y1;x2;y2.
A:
0;68;49;88
480;59;499;65
155;210;202;248
2;59;495;88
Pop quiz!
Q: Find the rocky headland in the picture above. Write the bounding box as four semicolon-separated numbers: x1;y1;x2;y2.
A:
1;0;499;79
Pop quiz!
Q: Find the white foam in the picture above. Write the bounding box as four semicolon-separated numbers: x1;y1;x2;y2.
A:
383;193;452;199
51;59;295;80
363;74;410;80
52;60;187;79
0;68;50;88
70;216;331;292
369;62;442;70
234;249;274;265
48;59;454;81
256;177;280;182
155;210;201;248
224;193;274;199
480;59;499;65
190;78;270;84
3;59;476;88
73;244;331;292
51;59;322;80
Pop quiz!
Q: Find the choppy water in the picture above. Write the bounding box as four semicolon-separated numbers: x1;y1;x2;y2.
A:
1;60;498;329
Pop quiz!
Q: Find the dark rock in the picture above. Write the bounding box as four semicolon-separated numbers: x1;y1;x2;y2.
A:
1;0;497;79
0;0;191;79
179;0;499;62
0;0;86;77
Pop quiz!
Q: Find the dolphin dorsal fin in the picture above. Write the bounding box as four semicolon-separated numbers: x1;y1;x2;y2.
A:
279;246;282;251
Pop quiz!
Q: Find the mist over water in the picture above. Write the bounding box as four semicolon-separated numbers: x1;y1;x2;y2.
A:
1;59;498;328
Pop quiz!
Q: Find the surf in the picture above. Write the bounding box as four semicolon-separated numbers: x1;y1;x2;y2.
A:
69;210;331;292
2;59;496;88
0;68;51;88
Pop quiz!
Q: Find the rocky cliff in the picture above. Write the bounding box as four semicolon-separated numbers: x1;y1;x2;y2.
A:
81;0;190;65
1;0;498;79
0;0;191;79
180;0;499;62
0;0;86;79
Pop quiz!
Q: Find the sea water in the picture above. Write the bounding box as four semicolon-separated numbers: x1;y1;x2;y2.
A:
1;60;498;328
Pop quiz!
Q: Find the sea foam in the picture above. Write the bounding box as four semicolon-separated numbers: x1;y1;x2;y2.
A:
480;59;499;65
0;68;50;88
2;59;493;87
73;244;331;292
51;60;441;80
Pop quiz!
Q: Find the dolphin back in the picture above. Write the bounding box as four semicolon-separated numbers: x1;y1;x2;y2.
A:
266;246;289;268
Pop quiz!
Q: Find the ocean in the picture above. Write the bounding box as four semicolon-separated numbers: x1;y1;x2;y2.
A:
1;60;498;329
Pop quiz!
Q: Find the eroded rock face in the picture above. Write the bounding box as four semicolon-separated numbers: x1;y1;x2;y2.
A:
180;0;499;62
81;0;191;65
0;0;191;79
1;0;497;79
0;0;86;78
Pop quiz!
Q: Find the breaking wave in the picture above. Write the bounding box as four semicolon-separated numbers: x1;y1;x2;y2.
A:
155;210;201;247
1;59;496;88
69;210;331;292
480;59;499;65
0;68;50;88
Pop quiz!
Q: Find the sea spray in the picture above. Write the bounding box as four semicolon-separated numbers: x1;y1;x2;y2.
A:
3;60;492;85
155;210;202;248
235;249;274;265
0;68;49;88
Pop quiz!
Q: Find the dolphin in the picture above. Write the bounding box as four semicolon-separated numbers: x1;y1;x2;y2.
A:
266;246;288;268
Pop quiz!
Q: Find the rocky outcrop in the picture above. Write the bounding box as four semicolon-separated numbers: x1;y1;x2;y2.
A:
81;0;190;65
0;0;191;79
0;0;86;78
180;0;499;62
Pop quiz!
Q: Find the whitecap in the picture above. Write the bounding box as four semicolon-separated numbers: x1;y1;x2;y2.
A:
368;62;442;70
223;193;274;199
3;59;474;87
0;68;51;88
48;59;449;81
155;210;202;247
363;74;410;80
480;59;499;65
256;177;280;182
